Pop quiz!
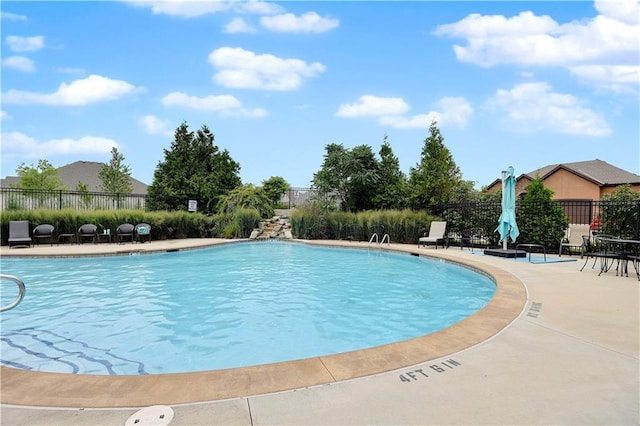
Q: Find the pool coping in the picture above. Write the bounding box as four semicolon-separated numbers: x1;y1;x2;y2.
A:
0;239;527;408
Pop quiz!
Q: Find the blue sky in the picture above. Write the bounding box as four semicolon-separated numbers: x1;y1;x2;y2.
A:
1;0;638;190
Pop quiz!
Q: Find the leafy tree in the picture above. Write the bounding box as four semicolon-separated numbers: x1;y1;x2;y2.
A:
408;121;462;211
312;143;352;210
99;147;133;194
13;159;65;190
599;184;640;239
312;143;380;212
517;178;568;248
372;136;408;209
147;122;241;213
216;184;274;218
262;176;290;207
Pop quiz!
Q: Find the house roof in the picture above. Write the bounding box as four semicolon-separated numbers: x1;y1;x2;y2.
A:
485;159;640;190
1;161;148;194
525;159;640;186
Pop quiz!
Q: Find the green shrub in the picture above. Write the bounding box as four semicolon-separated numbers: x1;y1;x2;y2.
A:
291;207;437;243
0;209;217;245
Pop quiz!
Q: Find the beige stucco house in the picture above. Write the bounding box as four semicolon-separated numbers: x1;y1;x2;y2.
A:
485;159;640;201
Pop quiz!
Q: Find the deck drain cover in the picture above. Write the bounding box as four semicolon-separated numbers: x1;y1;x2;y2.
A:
125;405;174;426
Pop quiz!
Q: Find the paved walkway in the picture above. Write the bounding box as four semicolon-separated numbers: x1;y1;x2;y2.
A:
1;239;638;425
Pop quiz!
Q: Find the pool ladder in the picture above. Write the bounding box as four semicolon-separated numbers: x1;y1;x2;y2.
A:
1;274;26;312
368;233;390;248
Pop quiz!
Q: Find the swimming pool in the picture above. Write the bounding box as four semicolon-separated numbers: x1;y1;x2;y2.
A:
0;241;495;375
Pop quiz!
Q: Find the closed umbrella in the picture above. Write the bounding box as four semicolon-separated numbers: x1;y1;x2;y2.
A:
496;166;519;250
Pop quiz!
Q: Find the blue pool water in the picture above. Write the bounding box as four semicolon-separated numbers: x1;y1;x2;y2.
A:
0;242;495;375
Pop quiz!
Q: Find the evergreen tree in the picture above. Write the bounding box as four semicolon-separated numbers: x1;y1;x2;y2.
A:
147;122;241;213
372;135;408;209
408;121;461;211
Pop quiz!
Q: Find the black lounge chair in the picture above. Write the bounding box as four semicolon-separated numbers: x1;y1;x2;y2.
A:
78;224;98;244
116;223;135;243
135;223;151;243
33;224;55;246
8;220;32;248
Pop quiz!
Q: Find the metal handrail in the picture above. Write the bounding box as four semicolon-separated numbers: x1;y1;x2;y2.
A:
1;274;26;312
368;233;390;248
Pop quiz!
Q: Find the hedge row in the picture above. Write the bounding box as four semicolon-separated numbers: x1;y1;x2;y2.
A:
0;208;263;245
290;208;440;244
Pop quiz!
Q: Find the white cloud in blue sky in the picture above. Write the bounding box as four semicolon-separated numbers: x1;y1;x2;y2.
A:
5;35;44;52
2;56;34;72
260;12;339;33
208;47;326;90
1;0;638;188
2;75;142;106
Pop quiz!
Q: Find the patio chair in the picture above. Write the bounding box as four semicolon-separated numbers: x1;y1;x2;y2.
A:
418;221;448;249
116;223;135;243
580;234;622;275
135;223;151;243
559;224;590;257
8;220;32;248
78;224;98;244
33;224;55;246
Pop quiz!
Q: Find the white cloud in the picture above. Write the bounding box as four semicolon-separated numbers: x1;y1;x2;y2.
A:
0;132;118;157
338;95;473;129
434;97;474;127
485;82;611;136
568;65;640;93
161;91;267;117
434;2;640;92
140;115;173;136
336;95;410;117
2;74;140;106
594;0;639;25
224;17;256;34
235;1;284;15
6;35;44;52
124;0;282;18
126;0;232;18
379;113;441;130
377;97;473;129
1;11;27;21
260;11;339;33
2;56;34;72
1;110;11;120
208;47;325;90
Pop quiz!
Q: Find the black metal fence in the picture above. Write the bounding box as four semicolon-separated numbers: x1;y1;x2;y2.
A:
3;187;638;241
0;187;317;212
441;198;640;242
1;187;147;211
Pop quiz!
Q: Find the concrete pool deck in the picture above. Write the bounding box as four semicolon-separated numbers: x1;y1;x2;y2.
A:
1;239;638;425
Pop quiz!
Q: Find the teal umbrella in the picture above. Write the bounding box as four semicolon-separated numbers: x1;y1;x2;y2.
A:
496;166;519;249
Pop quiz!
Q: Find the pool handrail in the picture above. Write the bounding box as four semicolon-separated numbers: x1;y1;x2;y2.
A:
1;274;26;312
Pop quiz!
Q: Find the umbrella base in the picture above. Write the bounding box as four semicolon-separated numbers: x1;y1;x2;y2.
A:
484;248;527;258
